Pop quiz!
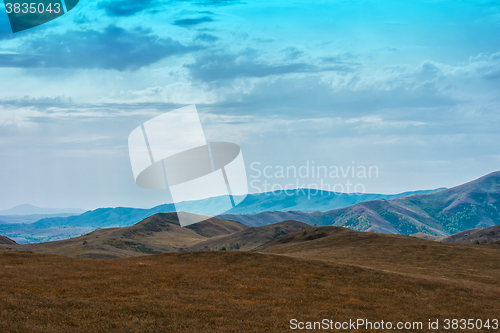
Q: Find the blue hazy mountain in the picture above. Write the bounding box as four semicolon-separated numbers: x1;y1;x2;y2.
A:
222;189;445;215
221;172;500;237
27;188;444;229
0;204;84;216
0;214;84;224
31;205;176;228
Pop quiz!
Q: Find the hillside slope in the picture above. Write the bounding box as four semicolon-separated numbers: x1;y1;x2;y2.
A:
255;225;500;285
5;213;247;258
188;220;312;251
441;225;500;244
0;235;17;245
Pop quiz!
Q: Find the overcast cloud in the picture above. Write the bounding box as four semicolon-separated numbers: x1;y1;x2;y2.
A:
0;0;499;210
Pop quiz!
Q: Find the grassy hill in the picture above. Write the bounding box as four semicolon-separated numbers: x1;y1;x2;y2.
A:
442;225;500;244
187;220;312;251
1;214;313;258
4;213;247;258
255;225;500;286
409;232;444;241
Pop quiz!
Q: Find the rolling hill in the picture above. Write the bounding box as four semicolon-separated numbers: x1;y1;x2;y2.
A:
187;220;312;251
1;214;313;258
254;225;500;286
441;225;500;244
6;213;247;258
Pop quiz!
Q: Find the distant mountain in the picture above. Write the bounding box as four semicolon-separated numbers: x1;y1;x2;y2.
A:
0;205;186;244
0;172;495;243
23;188;444;230
0;214;84;224
30;205;177;229
0;204;84;216
441;225;500;244
0;235;17;245
210;188;445;215
9;213;247;258
222;171;500;236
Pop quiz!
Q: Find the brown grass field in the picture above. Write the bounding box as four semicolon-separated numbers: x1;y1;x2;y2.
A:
1;230;500;332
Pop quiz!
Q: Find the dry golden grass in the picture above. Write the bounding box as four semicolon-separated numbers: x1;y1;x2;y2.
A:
256;226;500;286
188;220;311;251
1;247;499;332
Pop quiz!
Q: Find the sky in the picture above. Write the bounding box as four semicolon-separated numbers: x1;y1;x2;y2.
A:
0;0;500;210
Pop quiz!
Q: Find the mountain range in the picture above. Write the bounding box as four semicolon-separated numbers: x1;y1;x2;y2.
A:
0;188;442;244
221;171;500;236
27;188;443;228
3;212;499;260
1;171;499;243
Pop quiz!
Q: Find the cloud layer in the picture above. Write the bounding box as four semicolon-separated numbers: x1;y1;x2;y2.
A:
0;25;200;70
1;0;500;210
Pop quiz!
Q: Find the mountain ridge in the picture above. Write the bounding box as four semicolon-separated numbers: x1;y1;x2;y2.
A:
222;171;500;236
0;188;444;244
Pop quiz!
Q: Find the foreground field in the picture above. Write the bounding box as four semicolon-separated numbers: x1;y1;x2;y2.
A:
256;226;500;286
1;247;499;332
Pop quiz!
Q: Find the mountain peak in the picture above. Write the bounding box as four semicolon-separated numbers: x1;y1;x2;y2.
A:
0;204;84;216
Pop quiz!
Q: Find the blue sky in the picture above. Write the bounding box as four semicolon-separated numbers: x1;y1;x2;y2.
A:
0;0;500;210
